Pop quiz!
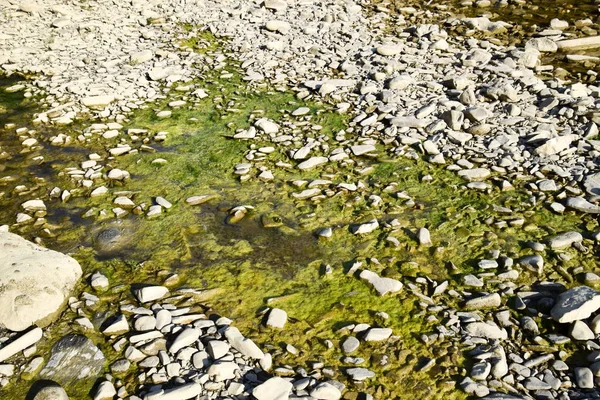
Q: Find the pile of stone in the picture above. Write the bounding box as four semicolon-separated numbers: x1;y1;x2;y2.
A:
412;280;600;399
77;280;347;400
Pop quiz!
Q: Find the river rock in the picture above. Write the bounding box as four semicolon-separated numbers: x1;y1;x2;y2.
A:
353;219;379;234
252;377;293;400
134;286;169;303
570;320;594;341
224;327;264;359
310;382;342;400
30;383;69;400
457;168;491;181
551;286;600;323
144;382;202;399
548;232;583;249
169;328;200;354
81;95;115;110
360;270;402;296
465;322;507;340
464;293;501;310
255;118;279;134
40;334;105;385
93;380;116;400
266;308;287;329
565;197;600;214
0;231;82;331
0;327;43;362
346;367;375;381
363;328;392;341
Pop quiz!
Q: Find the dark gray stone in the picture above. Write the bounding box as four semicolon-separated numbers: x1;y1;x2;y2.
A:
39;335;105;385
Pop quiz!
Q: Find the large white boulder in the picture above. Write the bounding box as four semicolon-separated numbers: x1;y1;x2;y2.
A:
0;231;82;331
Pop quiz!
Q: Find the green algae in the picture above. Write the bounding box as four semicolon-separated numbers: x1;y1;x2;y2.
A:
0;31;599;400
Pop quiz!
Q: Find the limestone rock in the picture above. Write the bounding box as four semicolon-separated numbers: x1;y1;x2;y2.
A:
0;231;82;331
551;286;600;323
252;377;293;400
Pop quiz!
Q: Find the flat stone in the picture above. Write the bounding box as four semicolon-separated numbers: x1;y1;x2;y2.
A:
0;327;42;362
145;382;202;399
457;168;491;181
465;322;507;340
81;95;115;110
464;293;501;310
351;144;376;156
360;270;402;296
565;197;600;214
0;231;82;331
297;157;328;170
353;219;379;234
266;308;287;329
224;327;264;359
342;337;359;353
345;367;375;381
551;286;600;323
169;328;200;354
310;382;342;400
548;231;583;249
363;328;392;341
134;286;169;303
376;44;402;56
185;194;217;205
252;376;293;400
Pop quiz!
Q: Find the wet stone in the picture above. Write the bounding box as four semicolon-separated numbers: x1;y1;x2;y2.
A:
39;334;105;386
342;337;359;354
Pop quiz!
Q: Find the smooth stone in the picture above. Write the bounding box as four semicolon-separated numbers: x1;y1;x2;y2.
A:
360;270;402;296
266;308;287;329
31;383;69;400
363;328;392;342
575;367;594;389
551;286;600;323
464;293;501;310
342;337;359;354
169;328;201;354
93;380;116;400
0;327;42;362
353;219;379;235
565;197;600;214
457;168;491;181
224;327;264;359
346;368;375;381
252;377;293;400
570;320;595;341
144;382;202;400
207;361;240;382
255;118;279;134
297;157;328;170
465;322;507;340
310;382;342;400
134;286;169;303
548;231;583;249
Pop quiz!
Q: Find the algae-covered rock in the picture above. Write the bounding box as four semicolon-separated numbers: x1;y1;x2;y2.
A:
39;335;105;386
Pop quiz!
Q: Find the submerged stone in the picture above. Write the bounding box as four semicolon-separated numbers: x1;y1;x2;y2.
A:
40;335;105;386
